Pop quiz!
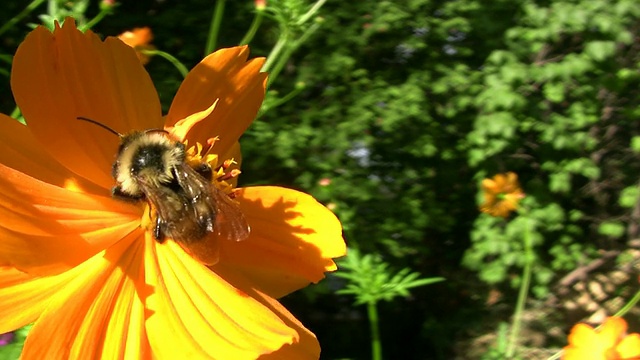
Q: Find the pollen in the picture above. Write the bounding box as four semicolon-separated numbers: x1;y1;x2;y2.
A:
184;138;241;196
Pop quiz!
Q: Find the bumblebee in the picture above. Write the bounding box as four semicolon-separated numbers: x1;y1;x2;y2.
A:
79;117;250;264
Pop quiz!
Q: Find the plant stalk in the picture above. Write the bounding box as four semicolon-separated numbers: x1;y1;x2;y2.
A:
614;289;640;317
262;33;288;74
239;9;264;45
0;0;47;37
79;7;112;31
205;0;226;55
367;301;382;360
140;49;189;78
506;217;533;358
296;0;327;26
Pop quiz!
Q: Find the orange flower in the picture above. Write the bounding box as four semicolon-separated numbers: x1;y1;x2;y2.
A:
255;0;267;10
563;317;640;360
479;172;525;218
100;0;117;9
1;19;345;359
117;27;154;64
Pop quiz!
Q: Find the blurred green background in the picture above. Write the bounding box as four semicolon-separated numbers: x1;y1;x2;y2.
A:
2;0;640;359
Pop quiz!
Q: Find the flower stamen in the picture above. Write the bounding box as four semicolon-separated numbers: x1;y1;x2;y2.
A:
185;138;239;196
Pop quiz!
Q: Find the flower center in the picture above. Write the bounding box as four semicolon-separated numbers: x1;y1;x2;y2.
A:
139;137;241;234
184;137;241;195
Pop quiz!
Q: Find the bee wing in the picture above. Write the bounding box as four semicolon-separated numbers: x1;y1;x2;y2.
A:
136;177;205;242
175;164;251;242
210;184;251;242
143;178;221;265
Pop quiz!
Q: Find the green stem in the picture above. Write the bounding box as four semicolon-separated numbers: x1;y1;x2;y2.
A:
239;9;264;45
259;83;305;116
79;8;112;31
262;33;288;74
295;20;323;45
11;106;23;124
296;0;327;26
0;54;12;65
367;301;382;360
11;107;21;119
267;22;321;88
505;217;533;358
0;0;47;37
205;0;226;55
265;84;305;109
47;0;57;17
265;44;293;88
140;49;189;78
614;289;640;317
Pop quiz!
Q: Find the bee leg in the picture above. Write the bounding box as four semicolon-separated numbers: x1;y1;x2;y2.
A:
112;186;144;202
154;217;166;243
199;215;214;233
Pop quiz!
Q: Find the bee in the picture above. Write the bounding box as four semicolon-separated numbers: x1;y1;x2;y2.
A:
78;117;250;265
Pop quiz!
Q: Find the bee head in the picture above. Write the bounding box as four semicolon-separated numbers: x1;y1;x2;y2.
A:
114;131;186;196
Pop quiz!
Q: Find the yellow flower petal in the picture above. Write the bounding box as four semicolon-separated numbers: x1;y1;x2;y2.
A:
617;333;640;358
217;186;346;298
11;19;163;189
481;178;500;194
168;99;219;142
117;27;154;64
166;46;267;156
563;347;606;360
563;317;640;360
3;18;345;359
567;322;598;346
564;323;603;360
0;114;103;194
0;266;75;333
599;316;628;349
20;232;148;360
146;236;298;359
213;266;321;359
479;172;524;218
0;162;140;275
118;27;153;49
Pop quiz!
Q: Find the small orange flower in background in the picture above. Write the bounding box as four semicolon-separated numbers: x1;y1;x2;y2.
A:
0;19;345;359
117;27;154;64
100;0;117;9
479;172;525;218
255;0;267;10
563;317;640;360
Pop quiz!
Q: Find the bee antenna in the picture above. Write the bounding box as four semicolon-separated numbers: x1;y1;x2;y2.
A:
77;117;122;137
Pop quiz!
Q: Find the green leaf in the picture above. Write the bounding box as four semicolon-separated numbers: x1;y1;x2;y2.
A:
543;82;565;103
631;136;640;153
619;186;640;208
598;221;626;238
549;171;571;193
584;41;616;62
335;248;445;306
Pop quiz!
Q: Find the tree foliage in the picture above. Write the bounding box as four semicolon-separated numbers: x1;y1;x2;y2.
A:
2;0;640;358
241;0;640;356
